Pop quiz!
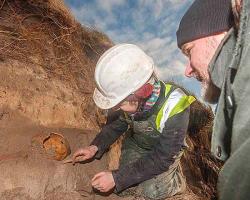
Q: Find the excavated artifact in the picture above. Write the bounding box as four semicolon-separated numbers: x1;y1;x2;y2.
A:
31;132;71;161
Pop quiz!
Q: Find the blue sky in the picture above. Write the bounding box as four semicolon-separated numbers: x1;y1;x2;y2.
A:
64;0;201;97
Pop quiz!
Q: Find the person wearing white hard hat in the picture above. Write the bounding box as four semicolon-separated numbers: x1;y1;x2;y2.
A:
71;44;196;199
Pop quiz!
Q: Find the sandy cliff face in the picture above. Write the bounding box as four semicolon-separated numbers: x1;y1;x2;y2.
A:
0;1;222;200
0;1;113;199
0;0;111;129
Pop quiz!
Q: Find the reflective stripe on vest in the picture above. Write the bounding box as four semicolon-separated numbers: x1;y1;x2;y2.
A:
156;84;196;133
164;84;172;97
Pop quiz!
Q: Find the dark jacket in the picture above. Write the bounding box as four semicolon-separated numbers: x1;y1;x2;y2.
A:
91;82;192;192
208;1;250;199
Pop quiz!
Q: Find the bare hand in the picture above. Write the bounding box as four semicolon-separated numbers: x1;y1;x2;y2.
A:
71;145;98;164
91;171;115;193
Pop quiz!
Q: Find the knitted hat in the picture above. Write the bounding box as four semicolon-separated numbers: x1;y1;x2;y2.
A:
176;0;234;48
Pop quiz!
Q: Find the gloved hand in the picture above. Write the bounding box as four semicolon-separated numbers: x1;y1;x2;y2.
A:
91;171;115;193
71;145;98;164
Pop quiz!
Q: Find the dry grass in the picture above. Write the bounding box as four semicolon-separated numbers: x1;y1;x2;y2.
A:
0;0;113;127
0;0;112;94
182;101;223;199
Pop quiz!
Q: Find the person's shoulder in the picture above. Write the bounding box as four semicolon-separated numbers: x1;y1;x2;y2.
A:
160;81;189;95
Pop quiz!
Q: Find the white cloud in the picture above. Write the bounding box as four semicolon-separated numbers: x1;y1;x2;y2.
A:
168;0;191;11
70;0;193;76
96;0;126;13
70;0;122;31
66;0;200;95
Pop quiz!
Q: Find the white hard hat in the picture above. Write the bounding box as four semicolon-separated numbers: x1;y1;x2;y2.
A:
93;43;154;109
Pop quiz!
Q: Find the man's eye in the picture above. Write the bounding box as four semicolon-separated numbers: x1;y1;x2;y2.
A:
182;46;191;57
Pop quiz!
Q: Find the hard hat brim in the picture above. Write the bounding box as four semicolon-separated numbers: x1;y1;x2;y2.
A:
93;88;123;110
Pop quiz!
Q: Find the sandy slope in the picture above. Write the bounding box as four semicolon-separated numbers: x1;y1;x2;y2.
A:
0;1;221;199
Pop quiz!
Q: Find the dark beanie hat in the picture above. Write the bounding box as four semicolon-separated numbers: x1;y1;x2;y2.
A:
176;0;234;48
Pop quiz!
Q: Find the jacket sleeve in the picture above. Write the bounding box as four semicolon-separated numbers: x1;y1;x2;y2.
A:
91;116;128;159
112;107;190;192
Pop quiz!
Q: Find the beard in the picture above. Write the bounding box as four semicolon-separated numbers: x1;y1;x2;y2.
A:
201;80;221;104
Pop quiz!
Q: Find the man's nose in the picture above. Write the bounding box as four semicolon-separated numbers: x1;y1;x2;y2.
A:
184;61;194;78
